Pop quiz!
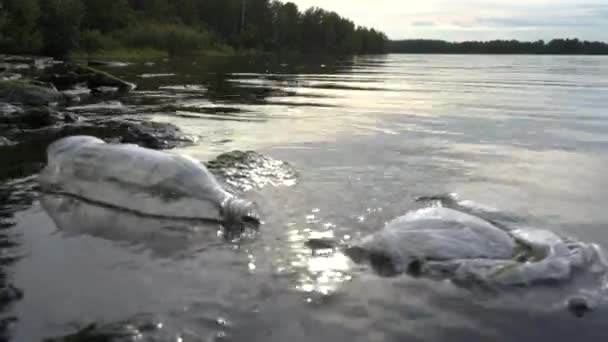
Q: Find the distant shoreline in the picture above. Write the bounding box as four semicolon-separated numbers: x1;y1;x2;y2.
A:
388;39;608;55
386;52;608;56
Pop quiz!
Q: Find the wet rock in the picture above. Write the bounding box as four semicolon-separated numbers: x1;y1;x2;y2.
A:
45;315;167;342
0;316;17;342
20;107;66;128
1;55;35;64
66;100;134;115
0;73;21;82
0;55;58;74
138;73;175;78
0;80;63;106
0;55;54;69
41;63;135;92
0;63;29;71
115;119;195;149
566;295;595;318
60;85;91;102
0;106;79;129
0;137;16;147
0;103;23;116
0;285;23;307
6;118;194;151
87;60;131;68
205;150;298;191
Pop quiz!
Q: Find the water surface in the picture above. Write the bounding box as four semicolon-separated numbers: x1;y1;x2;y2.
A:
9;54;608;341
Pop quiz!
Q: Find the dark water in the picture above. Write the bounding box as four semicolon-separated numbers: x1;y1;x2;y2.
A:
8;54;608;341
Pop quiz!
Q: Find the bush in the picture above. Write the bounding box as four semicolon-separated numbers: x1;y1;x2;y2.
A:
39;0;84;57
116;23;211;56
80;30;120;52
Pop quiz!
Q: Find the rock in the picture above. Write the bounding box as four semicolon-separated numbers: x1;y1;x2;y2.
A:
0;102;23;116
45;315;166;342
6;118;194;151
566;295;595;318
0;106;78;129
21;107;67;128
114;119;195;149
0;285;23;306
1;55;35;64
0;73;21;82
86;60;131;68
0;137;15;147
0;55;57;71
41;63;135;92
81;65;135;91
0;80;63;106
61;85;91;98
66;100;134;115
205;150;298;191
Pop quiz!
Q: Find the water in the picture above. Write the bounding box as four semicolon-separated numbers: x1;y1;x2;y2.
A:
6;54;608;341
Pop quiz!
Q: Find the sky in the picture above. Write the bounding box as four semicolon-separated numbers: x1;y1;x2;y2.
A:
287;0;608;42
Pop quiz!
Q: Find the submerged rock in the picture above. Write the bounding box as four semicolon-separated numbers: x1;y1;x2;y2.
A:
45;315;167;342
112;119;196;149
0;137;15;147
0;106;79;129
66;100;134;115
4;117;192;150
1;55;56;69
0;73;21;82
0;102;23;116
566;295;596;318
206;150;298;191
86;60;131;68
40;63;135;92
0;285;23;307
0;80;63;106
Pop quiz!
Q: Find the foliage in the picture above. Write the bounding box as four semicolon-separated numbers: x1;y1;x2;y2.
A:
38;0;84;57
0;0;387;57
388;39;608;55
116;23;211;56
82;0;134;33
80;30;121;53
0;0;42;53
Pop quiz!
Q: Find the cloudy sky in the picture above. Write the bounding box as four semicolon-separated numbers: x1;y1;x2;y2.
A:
288;0;608;41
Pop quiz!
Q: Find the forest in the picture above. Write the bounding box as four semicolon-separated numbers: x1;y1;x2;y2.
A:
389;39;608;55
0;0;388;58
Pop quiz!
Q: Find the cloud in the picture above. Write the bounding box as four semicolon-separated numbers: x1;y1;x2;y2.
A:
286;0;608;41
412;21;435;27
477;17;603;28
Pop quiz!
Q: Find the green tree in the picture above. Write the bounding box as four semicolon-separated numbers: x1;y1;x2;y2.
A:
39;0;84;57
175;0;200;26
0;0;42;53
271;1;300;50
82;0;133;33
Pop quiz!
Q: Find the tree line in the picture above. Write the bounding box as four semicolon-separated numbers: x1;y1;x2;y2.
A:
389;39;608;55
0;0;388;57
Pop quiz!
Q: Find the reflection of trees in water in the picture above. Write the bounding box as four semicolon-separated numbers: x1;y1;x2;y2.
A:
182;55;377;105
0;177;36;341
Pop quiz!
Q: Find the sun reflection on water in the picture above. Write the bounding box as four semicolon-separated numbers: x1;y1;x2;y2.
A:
279;222;354;296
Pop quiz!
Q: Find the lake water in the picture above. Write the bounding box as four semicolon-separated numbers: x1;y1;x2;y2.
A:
8;54;608;341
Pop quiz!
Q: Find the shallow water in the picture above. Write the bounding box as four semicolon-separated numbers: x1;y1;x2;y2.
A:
6;54;608;341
